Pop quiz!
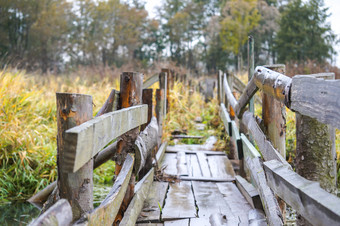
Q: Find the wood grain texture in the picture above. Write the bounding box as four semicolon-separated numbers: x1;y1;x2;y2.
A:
290;75;340;130
155;142;168;165
143;74;159;89
220;103;231;136
246;157;283;226
120;168;154;226
165;149;226;156
83;154;134;226
162;181;196;220
29;199;72;226
161;153;178;176
235;175;263;210
62;105;148;173
95;89;119;117
264;160;340;226
223;74;237;110
176;151;188;176
137;182;168;223
234;76;259;118
186;154;202;177
196;152;211;178
207;155;235;180
141;89;153;131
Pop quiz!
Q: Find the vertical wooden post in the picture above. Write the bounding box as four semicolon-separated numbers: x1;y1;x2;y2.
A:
155;89;163;147
161;68;170;114
56;93;93;221
295;74;337;226
262;64;286;221
141;89;153;131
248;36;255;115
115;72;143;223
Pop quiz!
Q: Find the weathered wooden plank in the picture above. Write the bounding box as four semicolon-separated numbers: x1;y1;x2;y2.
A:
230;121;243;159
161;153;178;176
166;148;225;156
82;154;134;226
240;133;261;160
120;168;154;226
216;182;253;226
95;89;119;117
179;176;234;182
187;153;202;177
176;151;188;176
137;223;163;226
290;74;340;130
235;175;263;210
234;76;259;118
192;181;239;224
63;105;147;173
189;217;210;226
220;103;231;135
207;155;235;180
155;142;168;165
246;157;283;226
164;219;189;226
137;182;168;223
196;152;211;178
248;209;267;226
143;74;159;89
223;74;237;110
162;181;196;220
29;199;72;226
242;111;288;166
264;160;340;226
171;135;203;140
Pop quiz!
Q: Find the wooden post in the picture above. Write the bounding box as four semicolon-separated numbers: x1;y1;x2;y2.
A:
155;89;163;147
115;72;143;223
295;74;337;226
248;36;255;114
161;68;170;114
262;64;286;221
56;93;93;221
141;89;153;131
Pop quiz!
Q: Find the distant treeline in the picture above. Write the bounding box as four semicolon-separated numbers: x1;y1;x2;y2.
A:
0;0;337;73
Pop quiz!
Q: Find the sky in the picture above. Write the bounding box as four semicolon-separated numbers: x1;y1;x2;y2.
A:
144;0;340;66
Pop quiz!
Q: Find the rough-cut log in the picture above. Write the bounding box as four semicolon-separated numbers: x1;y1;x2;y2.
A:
235;175;263;210
78;154;134;226
223;74;237;110
93;141;118;169
242;111;288;166
120;168;154;225
135;117;159;174
61;105;147;173
246;157;283;226
143;74;159;89
290;74;340;130
220;103;231;135
56;93;93;221
95;89;119;117
234;76;258;118
141;89;153;131
29;199;72;226
253;66;291;105
264;160;340;226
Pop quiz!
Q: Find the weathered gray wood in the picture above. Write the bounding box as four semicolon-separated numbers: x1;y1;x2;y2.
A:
137;224;163;226
290;74;340;130
248;209;267;226
207;155;235;180
162;181;196;220
62;105;147;173
192;181;239;224
230;121;242;159
176;151;188;176
135;117;159;174
179;176;234;182
141;89;153;131
235;175;263;210
160;153;178;175
29;199;72;226
95;89;119;117
137;181;168;223
187;153;202;177
143;74;159;89
166;148;226;156
28;181;57;209
223;74;237;110
253;66;291;105
82;154;134;226
164;219;189;226
264;160;340;226
246;157;283;226
155;89;164;146
171;135;203;140
234;76;259;118
155;142;168;164
216;182;253;226
220;103;231;135
240;134;261;160
120;168;154;226
196;152;211;178
189;217;210;225
242;111;288;165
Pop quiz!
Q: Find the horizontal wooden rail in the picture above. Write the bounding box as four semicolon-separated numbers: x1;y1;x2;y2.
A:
142;74;159;89
264;160;340;226
223;74;237;110
220;103;231;135
63;105;147;173
234;76;258;118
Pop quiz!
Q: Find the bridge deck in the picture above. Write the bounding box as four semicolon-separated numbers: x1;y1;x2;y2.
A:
136;143;263;225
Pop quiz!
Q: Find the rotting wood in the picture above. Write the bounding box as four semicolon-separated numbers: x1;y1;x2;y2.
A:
242;111;288;166
79;154;134;226
62;105;147;173
264;160;340;226
56;93;93;221
141;89;153;131
137;181;168;223
234;76;258;119
290;74;340;130
176;151;188;176
246;157;283;226
95;89;119;117
162;181;196;220
235;175;263;210
196;152;211;178
29;199;72;226
143;74;159;89
120;168;154;226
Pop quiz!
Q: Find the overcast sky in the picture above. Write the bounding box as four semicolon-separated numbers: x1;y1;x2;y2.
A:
145;0;340;66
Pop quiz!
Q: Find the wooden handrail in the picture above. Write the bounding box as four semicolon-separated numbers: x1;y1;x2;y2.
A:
142;74;159;89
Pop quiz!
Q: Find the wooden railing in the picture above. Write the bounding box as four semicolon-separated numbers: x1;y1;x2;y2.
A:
28;68;182;225
218;62;340;225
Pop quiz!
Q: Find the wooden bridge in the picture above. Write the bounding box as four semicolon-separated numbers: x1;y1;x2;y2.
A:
28;59;340;225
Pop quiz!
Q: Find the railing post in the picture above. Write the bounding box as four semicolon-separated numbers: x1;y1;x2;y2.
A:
248;36;255;115
161;68;170;114
295;73;337;225
56;93;93;221
262;64;286;221
115;72;143;223
141;89;153;131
